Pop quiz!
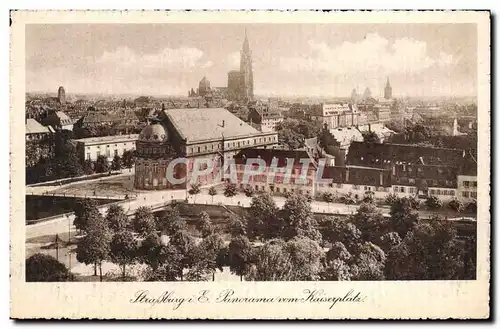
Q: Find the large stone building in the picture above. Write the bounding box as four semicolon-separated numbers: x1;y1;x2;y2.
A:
74;134;138;162
58;86;66;104
134;107;278;190
227;31;254;102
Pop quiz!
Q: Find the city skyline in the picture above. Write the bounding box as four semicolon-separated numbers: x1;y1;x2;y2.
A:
26;23;477;98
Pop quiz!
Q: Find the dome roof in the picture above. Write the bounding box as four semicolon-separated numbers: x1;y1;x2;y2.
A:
139;123;168;142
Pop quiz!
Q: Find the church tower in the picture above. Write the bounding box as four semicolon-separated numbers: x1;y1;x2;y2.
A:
384;77;392;99
239;29;254;101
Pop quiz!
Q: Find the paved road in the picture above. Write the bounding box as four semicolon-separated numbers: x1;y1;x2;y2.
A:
26;185;472;240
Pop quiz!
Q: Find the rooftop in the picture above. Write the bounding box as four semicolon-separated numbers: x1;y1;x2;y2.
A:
164;107;268;143
26;119;50;134
73;134;139;145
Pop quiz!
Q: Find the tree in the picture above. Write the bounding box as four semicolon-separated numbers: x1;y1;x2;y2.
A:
26;253;70;282
389;197;420;238
247;192;280;240
281;192;321;242
197;211;214;238
76;227;111;280
377;232;402;253
285;236;323;281
448;197;464;213
110;231;138;279
323;191;334;210
111;155;122;171
157;207;187;235
105;204;129;233
229;217;247;237
351;202;389;242
466;199;477;214
73;198;100;233
362;191;375;203
385;219;464;280
341;192;356;211
425;195;443;211
276;119;304;149
169;230;197;281
243;185;255;197
228;235;253;281
247;239;292;281
362;131;381;144
326;242;352;262
145;245;183;281
83;159;94;175
223;183;238;198
188;183;201;202
385;193;398;206
322;218;362;253
351;242;386;281
94;155;110;173
208;186;217;203
122;150;135;169
321;258;352;281
138;232;169;271
193;233;226;281
132;206;156;236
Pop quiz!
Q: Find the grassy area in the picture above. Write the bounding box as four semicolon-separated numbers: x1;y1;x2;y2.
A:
50;174;137;197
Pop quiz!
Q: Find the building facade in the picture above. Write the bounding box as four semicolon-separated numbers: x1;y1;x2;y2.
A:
74;134;138;162
227;32;254;102
134;107;278;190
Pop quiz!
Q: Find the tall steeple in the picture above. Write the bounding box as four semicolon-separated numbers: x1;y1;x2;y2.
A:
384;77;392;99
243;28;250;52
240;29;254;101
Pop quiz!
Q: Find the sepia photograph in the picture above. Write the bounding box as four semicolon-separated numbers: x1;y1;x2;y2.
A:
10;10;490;319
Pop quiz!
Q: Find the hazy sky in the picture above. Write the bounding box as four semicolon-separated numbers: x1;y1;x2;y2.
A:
26;23;477;97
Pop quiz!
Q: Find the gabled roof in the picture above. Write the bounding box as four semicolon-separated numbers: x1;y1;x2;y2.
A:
164;107;266;143
26;119;50;134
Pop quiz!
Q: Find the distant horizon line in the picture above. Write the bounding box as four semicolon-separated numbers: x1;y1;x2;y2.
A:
26;90;477;100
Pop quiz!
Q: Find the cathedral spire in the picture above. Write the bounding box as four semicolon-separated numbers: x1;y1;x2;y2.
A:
243;28;250;52
384;77;392;99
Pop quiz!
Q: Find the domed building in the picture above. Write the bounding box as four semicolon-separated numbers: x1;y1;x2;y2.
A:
134;119;183;190
133;108;279;190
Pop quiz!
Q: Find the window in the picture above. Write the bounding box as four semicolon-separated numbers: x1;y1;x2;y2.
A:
400;187;405;193
462;191;470;198
276;187;280;193
463;181;470;188
283;188;287;193
473;181;477;188
197;147;200;153
114;150;118;157
86;153;91;160
471;192;477;198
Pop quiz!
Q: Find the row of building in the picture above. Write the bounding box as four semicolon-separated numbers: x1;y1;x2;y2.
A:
131;107;477;203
